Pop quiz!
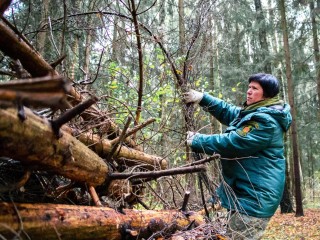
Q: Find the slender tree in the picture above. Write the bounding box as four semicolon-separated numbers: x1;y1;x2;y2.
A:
281;133;294;213
309;1;320;117
83;1;95;81
129;0;144;127
279;0;304;217
266;0;294;213
37;0;50;56
69;0;80;81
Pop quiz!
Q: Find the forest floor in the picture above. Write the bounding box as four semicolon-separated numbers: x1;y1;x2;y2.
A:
261;208;320;240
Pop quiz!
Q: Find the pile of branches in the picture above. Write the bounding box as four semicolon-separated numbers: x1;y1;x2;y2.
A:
0;1;226;239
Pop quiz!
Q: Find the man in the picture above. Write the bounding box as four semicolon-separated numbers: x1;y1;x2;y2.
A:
184;73;292;239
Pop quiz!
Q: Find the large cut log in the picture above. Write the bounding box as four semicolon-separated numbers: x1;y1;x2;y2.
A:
0;107;108;186
0;202;205;240
0;107;167;180
0;19;141;150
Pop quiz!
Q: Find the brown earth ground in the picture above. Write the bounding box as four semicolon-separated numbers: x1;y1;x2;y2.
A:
261;209;320;240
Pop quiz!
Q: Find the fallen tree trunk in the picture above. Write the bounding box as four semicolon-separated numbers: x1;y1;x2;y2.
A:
0;20;56;77
0;107;108;186
0;202;205;240
0;107;167;182
76;130;168;170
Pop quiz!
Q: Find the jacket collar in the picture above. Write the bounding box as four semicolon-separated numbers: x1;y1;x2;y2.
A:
242;95;283;112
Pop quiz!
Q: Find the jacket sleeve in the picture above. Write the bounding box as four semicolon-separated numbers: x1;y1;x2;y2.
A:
199;93;241;126
191;114;278;158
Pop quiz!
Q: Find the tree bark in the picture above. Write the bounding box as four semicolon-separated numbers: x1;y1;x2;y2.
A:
129;0;144;127
309;1;320;118
254;0;272;73
76;130;168;170
0;20;56;77
37;0;50;56
0;202;205;240
0;107;108;187
280;134;294;213
83;1;95;80
279;0;304;216
280;179;294;213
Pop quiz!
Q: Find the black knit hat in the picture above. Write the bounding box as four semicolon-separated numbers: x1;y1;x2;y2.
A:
248;73;280;98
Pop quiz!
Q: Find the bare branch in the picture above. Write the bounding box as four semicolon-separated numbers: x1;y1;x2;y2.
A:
108;165;206;180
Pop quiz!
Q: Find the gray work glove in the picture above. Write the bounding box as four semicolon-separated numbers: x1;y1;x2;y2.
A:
183;89;204;104
186;131;198;146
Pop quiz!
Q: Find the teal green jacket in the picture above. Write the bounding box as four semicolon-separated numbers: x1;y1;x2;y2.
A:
191;93;292;218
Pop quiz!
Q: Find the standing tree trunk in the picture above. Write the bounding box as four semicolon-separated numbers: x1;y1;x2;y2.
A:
208;15;222;135
309;1;320;118
280;135;294;213
37;0;50;56
278;0;304;217
67;0;80;81
268;0;294;212
111;10;119;63
157;0;168;157
83;4;94;80
254;0;272;73
70;33;79;81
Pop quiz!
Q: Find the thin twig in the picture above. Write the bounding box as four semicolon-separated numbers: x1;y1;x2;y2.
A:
180;154;220;168
89;186;102;206
48;16;60;55
110;118;155;145
107;116;132;161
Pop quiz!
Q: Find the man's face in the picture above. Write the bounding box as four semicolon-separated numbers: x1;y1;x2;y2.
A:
246;81;264;105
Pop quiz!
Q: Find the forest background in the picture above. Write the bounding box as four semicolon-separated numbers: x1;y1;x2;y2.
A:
0;0;319;224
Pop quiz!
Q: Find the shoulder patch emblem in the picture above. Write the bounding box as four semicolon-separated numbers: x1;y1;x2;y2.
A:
236;121;259;137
